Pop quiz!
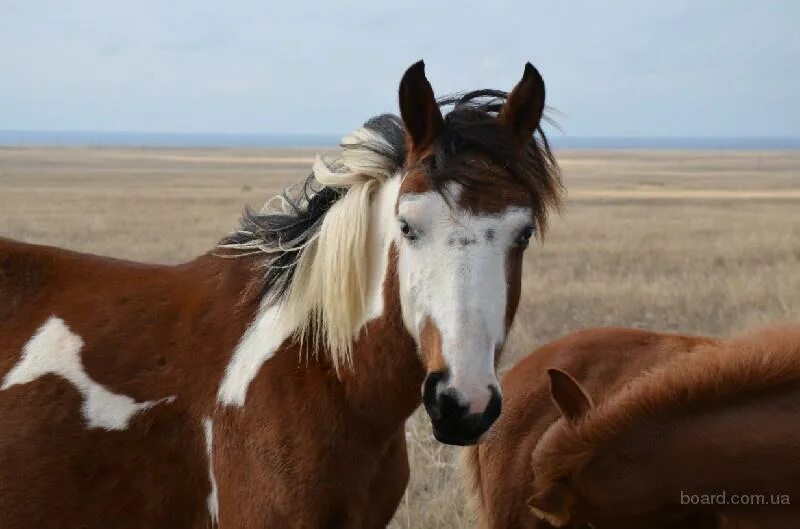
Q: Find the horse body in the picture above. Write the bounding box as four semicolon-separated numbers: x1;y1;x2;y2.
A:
465;327;715;529
0;239;420;529
531;325;800;529
0;61;562;528
467;326;800;529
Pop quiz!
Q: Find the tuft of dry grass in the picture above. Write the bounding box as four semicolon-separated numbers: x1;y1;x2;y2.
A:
2;146;799;528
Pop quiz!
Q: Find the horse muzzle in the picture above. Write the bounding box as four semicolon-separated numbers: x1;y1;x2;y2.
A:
422;371;502;445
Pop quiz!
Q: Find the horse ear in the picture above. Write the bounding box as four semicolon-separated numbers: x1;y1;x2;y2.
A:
499;62;546;146
398;60;444;153
548;368;592;423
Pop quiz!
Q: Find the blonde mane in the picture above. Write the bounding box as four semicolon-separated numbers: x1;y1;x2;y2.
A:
219;115;406;372
286;132;396;370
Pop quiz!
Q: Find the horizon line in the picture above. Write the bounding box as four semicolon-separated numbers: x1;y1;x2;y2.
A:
2;129;799;139
2;130;799;150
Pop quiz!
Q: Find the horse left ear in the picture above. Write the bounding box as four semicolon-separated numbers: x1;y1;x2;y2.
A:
398;60;444;154
547;368;592;423
499;62;546;147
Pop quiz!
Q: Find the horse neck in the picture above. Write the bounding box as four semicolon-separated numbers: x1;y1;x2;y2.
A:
332;176;424;435
216;176;424;437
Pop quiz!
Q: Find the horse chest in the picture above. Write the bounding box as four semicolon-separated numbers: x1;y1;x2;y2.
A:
208;356;411;528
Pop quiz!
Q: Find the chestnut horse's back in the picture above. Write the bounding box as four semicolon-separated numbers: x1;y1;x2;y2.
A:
465;327;716;529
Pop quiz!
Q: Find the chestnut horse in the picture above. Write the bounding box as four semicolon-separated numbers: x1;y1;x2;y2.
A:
466;326;800;529
0;61;562;528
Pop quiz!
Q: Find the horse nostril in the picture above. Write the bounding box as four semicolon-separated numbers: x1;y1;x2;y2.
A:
437;390;469;421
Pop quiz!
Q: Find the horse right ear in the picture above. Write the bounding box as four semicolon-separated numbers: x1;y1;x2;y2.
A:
499;62;546;147
547;368;593;423
398;60;444;154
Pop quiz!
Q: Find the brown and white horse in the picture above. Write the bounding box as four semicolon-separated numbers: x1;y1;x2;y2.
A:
466;326;800;529
0;61;562;528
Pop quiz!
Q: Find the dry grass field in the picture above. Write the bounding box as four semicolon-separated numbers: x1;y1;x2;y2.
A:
2;146;799;528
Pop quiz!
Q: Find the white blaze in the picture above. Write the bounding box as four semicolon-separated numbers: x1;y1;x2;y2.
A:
397;189;531;412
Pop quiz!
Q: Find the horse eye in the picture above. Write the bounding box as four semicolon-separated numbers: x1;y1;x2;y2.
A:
517;225;535;246
399;219;417;240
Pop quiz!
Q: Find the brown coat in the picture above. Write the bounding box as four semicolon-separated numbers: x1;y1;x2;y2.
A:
0;238;419;529
466;326;800;529
465;327;717;529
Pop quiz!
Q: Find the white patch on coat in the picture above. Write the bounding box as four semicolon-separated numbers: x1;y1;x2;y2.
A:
203;417;220;526
397;188;532;413
216;302;294;406
1;316;175;430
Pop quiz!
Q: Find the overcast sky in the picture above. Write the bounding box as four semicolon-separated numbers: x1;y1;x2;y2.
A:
2;0;798;137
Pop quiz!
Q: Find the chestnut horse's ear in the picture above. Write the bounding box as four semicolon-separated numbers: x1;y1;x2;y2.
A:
499;62;546;146
547;368;592;423
398;60;444;153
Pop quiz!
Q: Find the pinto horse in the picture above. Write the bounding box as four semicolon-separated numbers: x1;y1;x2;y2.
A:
0;61;562;528
465;326;800;529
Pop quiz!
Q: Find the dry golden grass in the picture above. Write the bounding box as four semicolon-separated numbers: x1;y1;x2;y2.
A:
2;146;799;528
